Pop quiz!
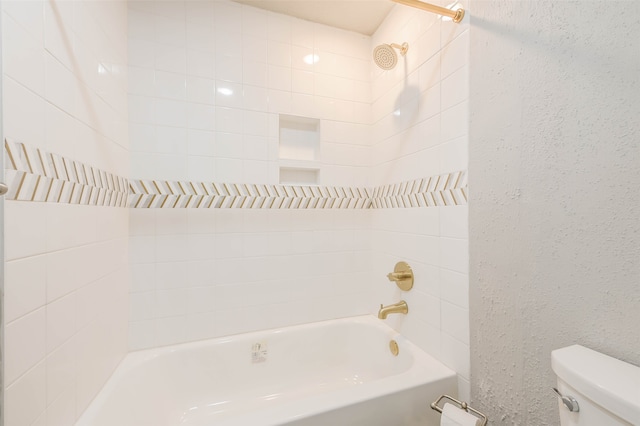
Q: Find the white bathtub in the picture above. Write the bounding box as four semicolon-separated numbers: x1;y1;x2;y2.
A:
76;315;457;426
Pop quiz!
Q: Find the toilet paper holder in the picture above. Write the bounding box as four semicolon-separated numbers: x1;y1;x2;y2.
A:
431;394;488;426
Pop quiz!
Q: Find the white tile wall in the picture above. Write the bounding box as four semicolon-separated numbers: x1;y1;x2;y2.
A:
127;0;374;350
129;208;372;349
0;2;468;422
369;2;470;400
126;2;469;402
2;1;129;425
128;0;371;187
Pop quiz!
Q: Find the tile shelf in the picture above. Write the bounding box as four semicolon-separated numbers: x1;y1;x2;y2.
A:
279;114;320;185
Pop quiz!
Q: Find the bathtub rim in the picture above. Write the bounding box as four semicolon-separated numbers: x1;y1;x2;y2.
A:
77;314;457;426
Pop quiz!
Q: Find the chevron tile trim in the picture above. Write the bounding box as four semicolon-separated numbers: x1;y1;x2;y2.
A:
370;171;468;208
4;140;468;209
4;139;129;207
128;180;373;209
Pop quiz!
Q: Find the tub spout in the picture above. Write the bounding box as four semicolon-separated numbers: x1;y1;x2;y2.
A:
378;300;408;319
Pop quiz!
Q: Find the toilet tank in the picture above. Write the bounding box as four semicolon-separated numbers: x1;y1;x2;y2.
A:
551;345;640;426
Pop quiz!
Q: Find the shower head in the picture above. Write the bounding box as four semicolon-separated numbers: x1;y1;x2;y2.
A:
373;42;409;70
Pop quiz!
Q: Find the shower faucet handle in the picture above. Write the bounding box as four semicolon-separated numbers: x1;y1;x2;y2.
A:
386;261;413;291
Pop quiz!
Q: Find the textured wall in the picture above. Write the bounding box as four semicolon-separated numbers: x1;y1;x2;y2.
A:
469;0;640;424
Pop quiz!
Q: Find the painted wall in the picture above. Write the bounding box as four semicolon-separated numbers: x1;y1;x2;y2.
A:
370;2;470;400
127;0;373;349
2;1;129;424
469;0;640;424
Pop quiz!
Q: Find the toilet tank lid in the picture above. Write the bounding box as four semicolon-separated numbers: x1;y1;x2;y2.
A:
551;345;640;425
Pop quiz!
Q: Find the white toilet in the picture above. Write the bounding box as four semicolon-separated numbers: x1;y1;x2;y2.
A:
551;345;640;426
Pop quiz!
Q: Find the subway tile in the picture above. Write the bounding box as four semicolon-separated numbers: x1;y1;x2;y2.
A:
244;159;269;183
215;131;244;159
130;291;157;321
441;29;468;79
128;8;155;42
187;76;216;105
44;53;76;117
440;136;468;173
129;319;157;350
242;7;268;38
291;19;314;48
3;76;47;149
440;205;468;239
129;209;157;236
129;39;156;68
4;12;45;96
187;156;216;181
154;152;188;181
187;23;215;52
186;312;218;341
5;201;47;261
187;49;215;78
155;98;187;128
3;0;45;43
441;269;469;309
216;56;243;83
130;263;157;293
292;69;314;95
441;64;468;111
441;100;468;142
155;15;186;47
5;308;46;386
440;237;469;274
187;287;218;315
5;256;47;323
46;292;77;353
214;1;243;34
129;236;157;264
440;332;470;379
5;360;46;426
188;129;216;157
268;41;292;67
156;234;189;262
215;107;244;134
45;385;76;426
266;12;291;43
155;70;187;100
157;261;191;289
291;46;315;71
128;94;155;124
243;110;269;136
267;65;292;91
155;315;188;346
244;85;269;111
243;60;267;87
128;66;156;97
441;301;470;344
46;334;77;406
155;209;187;236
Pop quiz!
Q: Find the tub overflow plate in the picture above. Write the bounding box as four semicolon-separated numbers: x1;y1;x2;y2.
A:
389;340;399;356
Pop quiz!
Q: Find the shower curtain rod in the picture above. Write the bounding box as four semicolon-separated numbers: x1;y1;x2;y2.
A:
391;0;465;23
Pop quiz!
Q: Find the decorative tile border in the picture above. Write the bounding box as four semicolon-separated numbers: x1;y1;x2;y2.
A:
129;180;372;209
4;140;468;209
4;139;129;207
370;171;467;208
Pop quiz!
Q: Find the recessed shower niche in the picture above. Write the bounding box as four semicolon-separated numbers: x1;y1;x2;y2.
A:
278;114;320;185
